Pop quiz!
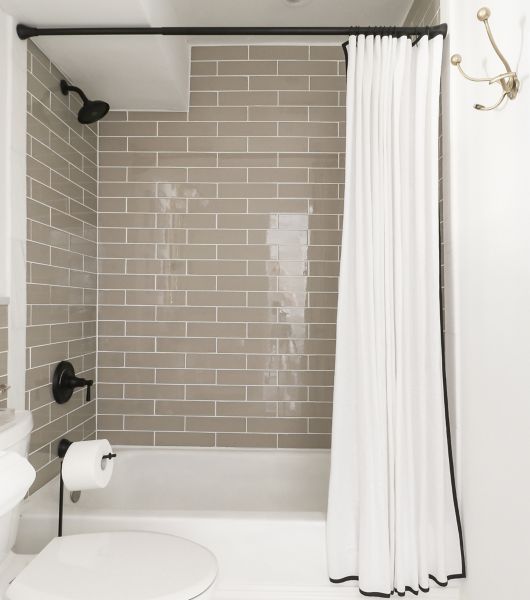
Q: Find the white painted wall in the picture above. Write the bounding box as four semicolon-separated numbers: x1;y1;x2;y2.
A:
0;6;27;409
441;1;530;598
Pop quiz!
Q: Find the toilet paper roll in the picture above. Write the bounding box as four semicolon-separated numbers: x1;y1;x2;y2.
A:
61;439;114;491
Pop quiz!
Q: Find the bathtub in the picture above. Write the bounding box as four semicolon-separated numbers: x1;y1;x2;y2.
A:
16;447;459;600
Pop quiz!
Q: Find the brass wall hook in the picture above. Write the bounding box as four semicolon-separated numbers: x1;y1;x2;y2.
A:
451;7;519;111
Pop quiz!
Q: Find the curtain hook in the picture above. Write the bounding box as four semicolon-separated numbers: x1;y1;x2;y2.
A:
342;40;349;71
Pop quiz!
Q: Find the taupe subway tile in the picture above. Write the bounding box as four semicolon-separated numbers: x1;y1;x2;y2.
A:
158;153;216;167
85;44;347;453
217;401;277;417
279;91;339;106
187;167;247;183
192;46;249;60
156;432;215;446
310;76;347;91
125;383;185;400
156;400;214;416
26;45;97;490
218;152;277;167
190;92;221;106
278;433;331;449
218;244;278;260
217;433;277;448
186;416;246;433
250;46;308;60
248;417;307;434
190;61;217;76
124;415;185;432
100;431;154;446
128;137;187;152
186;385;246;401
310;46;344;60
248;137;308;152
219;91;278;106
248;167;308;183
99;152;157;167
127;111;187;121
188;106;248;121
156;121;217;136
156;369;216;385
99;121;157;137
218;122;277;137
249;105;308;121
278;60;338;75
190;76;248;91
157;337;216;353
188;137;247;152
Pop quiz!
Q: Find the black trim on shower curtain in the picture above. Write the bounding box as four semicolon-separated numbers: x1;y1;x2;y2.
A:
328;41;466;599
436;201;467;579
330;573;465;597
328;241;468;595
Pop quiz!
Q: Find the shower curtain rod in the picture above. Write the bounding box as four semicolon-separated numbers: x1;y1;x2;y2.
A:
16;23;447;41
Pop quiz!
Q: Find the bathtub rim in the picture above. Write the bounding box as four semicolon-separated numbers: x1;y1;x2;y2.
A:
23;444;331;520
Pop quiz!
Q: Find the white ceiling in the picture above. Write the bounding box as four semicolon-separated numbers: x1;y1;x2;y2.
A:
0;0;412;111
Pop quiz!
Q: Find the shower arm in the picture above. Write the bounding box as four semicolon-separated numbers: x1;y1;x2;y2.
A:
60;80;89;103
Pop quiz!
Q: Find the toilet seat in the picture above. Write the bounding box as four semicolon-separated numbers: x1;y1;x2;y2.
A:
6;531;218;600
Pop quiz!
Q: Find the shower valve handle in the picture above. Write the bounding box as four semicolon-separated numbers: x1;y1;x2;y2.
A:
63;373;93;403
52;361;94;404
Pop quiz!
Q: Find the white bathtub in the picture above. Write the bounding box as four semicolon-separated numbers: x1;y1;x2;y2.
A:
16;447;338;599
16;447;459;600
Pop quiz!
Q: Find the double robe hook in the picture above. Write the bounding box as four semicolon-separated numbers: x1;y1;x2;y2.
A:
451;7;519;111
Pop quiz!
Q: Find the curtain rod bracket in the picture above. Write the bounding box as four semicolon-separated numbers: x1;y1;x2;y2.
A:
16;24;37;39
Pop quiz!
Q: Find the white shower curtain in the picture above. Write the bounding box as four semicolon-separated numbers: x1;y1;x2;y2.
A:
327;34;465;597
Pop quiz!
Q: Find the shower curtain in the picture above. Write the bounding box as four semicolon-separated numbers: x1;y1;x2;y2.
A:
327;34;465;597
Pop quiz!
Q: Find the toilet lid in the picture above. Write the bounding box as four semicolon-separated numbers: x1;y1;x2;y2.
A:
7;531;218;600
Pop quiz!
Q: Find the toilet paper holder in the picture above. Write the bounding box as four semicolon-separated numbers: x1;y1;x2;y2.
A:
52;361;94;404
57;438;117;537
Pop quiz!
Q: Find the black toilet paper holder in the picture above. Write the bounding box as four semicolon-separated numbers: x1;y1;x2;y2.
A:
52;361;93;404
57;438;117;537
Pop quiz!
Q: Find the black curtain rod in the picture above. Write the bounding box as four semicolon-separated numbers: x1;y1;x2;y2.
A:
17;23;447;41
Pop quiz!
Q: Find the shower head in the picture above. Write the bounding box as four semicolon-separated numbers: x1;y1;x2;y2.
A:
60;79;110;124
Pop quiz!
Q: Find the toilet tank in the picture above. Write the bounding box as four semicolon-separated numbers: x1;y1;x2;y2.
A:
0;410;34;563
0;411;33;457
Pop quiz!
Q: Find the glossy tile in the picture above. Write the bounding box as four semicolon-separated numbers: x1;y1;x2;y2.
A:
26;44;96;490
96;45;345;449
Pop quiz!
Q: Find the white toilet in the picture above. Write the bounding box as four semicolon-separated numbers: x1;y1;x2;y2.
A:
0;411;218;600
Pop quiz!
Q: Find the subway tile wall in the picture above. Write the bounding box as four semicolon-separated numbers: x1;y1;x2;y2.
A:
0;305;7;411
97;45;346;448
26;41;97;492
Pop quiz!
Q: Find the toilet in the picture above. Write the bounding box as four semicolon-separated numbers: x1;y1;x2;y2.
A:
0;411;218;600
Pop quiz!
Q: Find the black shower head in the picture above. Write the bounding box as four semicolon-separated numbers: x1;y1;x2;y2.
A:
77;99;110;125
60;79;110;124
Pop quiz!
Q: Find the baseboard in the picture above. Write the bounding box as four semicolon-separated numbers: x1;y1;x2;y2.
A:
214;584;461;600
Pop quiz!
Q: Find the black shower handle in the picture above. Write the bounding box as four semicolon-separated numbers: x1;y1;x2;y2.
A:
84;379;93;403
61;373;93;403
52;361;94;404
